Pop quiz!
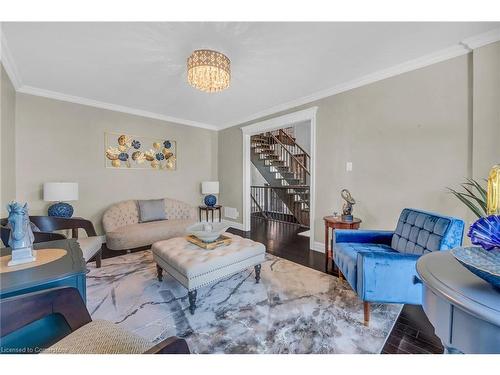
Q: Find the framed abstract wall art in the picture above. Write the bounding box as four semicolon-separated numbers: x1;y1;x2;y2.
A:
105;132;177;170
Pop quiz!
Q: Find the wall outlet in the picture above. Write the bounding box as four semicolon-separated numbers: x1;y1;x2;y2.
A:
346;162;353;172
224;207;239;219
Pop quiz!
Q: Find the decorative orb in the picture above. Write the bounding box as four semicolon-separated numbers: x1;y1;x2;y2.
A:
132;140;141;149
111;160;121;167
118;135;127;146
118;152;129;161
153;142;161;150
204;194;217;207
163;140;172;149
131;151;142;160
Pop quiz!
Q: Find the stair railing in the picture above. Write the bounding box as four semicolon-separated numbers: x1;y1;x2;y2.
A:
268;132;310;185
250;185;309;226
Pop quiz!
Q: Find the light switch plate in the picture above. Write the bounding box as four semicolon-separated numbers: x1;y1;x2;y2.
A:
346;162;353;172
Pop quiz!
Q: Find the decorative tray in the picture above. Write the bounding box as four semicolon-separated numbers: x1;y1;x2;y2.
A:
186;234;232;250
451;246;500;290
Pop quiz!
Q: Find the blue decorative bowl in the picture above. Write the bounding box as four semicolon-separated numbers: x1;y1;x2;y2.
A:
451;246;500;290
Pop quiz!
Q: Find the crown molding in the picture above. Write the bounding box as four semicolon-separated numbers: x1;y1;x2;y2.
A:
462;27;500;50
220;29;500;130
219;44;471;129
0;29;22;89
16;85;219;131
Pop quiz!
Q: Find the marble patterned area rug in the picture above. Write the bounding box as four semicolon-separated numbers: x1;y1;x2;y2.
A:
86;251;401;354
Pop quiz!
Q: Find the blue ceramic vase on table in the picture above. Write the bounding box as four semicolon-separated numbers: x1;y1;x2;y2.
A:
204;194;217;207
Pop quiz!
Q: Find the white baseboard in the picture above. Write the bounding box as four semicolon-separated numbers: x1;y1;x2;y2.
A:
312;241;325;253
223;220;246;231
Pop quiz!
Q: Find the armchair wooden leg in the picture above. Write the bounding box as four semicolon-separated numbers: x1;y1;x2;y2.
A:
363;302;370;326
95;249;102;268
338;270;344;281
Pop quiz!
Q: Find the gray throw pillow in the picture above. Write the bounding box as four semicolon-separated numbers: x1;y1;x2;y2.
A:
137;199;166;223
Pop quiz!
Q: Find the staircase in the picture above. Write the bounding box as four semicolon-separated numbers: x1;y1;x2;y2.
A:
250;129;310;227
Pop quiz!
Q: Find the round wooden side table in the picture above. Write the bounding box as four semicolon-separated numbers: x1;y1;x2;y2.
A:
323;216;362;273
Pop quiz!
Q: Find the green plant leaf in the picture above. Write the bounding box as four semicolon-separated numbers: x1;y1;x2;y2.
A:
459;185;488;213
447;188;484;218
465;178;487;201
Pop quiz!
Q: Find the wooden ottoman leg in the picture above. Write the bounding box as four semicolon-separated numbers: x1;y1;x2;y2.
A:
156;264;163;282
254;264;262;283
188;290;197;315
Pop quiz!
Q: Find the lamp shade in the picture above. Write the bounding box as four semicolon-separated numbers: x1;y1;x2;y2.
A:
43;182;79;202
201;181;219;195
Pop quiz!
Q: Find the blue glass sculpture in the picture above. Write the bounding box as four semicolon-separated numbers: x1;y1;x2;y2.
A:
468;215;500;250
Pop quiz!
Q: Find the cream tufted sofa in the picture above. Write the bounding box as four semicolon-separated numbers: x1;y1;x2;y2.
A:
102;198;197;251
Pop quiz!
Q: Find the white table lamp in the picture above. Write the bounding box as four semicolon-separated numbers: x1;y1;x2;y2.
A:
201;181;219;207
43;182;79;217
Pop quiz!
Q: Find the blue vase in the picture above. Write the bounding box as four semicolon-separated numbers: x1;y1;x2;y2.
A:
204;195;217;207
48;202;74;217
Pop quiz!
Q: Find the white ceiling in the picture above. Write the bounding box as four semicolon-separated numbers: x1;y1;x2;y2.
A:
2;22;500;129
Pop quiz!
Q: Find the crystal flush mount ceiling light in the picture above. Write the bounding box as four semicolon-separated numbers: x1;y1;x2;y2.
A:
187;49;231;93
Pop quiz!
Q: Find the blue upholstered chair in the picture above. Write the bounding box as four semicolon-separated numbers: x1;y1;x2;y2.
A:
333;208;465;325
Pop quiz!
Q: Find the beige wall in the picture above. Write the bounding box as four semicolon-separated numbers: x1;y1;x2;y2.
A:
1;64;17;217
219;53;477;243
472;42;500;180
15;93;218;234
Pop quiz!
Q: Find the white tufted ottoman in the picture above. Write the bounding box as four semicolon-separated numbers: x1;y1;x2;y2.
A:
152;233;266;314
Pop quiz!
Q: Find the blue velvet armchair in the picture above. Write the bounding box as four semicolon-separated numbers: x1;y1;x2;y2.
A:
333;208;465;325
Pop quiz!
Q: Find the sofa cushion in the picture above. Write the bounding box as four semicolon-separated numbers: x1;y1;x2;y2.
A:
137;199;166;222
106;218;196;250
43;320;151;354
391;208;464;255
77;237;102;261
334;242;396;291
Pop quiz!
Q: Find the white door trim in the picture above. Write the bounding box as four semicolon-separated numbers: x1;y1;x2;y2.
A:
241;107;318;251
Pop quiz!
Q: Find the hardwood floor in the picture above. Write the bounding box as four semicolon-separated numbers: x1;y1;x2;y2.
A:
228;216;444;354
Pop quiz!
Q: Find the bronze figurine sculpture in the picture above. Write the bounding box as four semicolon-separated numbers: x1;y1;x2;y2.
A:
341;189;356;222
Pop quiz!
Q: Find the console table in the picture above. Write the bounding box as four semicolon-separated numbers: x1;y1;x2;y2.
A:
416;251;500;354
0;239;87;351
323;216;361;273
